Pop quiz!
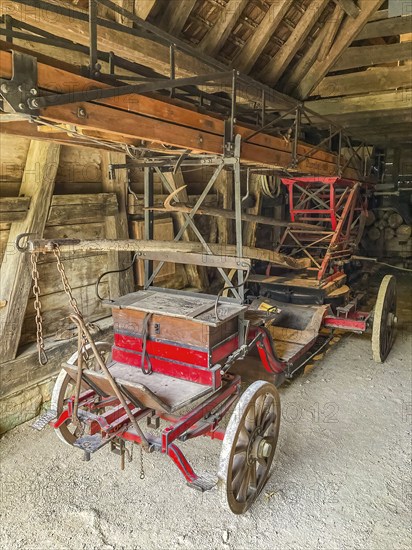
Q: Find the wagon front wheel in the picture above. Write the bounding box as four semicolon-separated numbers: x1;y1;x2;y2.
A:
51;341;112;446
218;381;281;514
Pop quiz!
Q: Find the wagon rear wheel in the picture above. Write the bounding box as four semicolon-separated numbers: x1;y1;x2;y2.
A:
372;275;397;363
51;342;112;445
218;381;281;514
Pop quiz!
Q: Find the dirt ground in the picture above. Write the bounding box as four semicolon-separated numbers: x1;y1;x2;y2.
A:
1;272;411;550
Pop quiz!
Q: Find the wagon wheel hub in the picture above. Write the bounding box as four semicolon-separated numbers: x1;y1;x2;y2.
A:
246;428;273;465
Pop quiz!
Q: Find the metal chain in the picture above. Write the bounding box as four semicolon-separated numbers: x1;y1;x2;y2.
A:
30;252;47;365
52;244;84;319
140;446;145;480
52;244;90;360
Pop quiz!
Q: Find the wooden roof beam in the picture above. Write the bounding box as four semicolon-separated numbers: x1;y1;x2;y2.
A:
197;0;248;57
332;41;412;71
158;0;196;36
333;0;361;19
259;0;330;86
357;15;412;40
314;65;412;97
296;0;385;99
232;0;294;74
305;90;412;117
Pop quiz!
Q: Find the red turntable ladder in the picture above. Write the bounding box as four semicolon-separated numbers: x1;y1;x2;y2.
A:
277;177;369;281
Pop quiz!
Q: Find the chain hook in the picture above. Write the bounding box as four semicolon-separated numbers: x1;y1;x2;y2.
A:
15;232;33;252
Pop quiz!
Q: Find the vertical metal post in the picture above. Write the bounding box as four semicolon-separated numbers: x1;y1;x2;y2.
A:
144;166;154;289
230;69;237;143
89;0;98;77
291;106;301;168
109;51;115;75
4;14;13;44
362;142;367;177
234;137;244;303
170;44;175;98
261;89;266;128
233;135;245;345
337;130;342;176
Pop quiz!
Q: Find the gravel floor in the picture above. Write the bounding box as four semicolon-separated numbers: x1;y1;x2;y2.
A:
1;272;411;550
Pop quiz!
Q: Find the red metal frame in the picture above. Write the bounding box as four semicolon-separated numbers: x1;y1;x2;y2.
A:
52;374;240;486
278;177;369;281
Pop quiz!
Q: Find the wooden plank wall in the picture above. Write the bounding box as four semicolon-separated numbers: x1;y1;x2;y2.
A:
0;135;114;349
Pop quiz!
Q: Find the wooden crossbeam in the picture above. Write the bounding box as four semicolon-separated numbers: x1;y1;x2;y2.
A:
332;41;412;71
315;65;412;97
158;0;196;36
232;0;294;74
357;14;412;39
296;0;385;99
198;0;247;57
259;0;329;86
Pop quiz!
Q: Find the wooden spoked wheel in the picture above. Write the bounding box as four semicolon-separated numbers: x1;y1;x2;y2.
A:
218;381;281;514
372;275;397;363
51;342;112;445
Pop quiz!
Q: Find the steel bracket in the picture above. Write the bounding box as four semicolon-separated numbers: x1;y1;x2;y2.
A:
0;50;39;115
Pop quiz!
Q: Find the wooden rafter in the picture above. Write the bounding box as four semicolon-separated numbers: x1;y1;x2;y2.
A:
282;14;336;94
332;41;412;71
134;0;157;20
317;4;345;61
333;0;360;18
259;0;330;86
158;0;196;36
198;0;247;56
232;0;294;75
295;0;385;99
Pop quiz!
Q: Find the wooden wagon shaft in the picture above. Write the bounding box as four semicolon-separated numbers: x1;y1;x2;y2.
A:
19;238;305;270
0;47;359;178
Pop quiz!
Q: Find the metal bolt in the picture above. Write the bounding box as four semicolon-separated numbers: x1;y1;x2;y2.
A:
18;103;25;110
259;440;272;458
18;85;24;92
29;99;39;109
0;83;9;94
30;88;38;95
77;107;86;118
